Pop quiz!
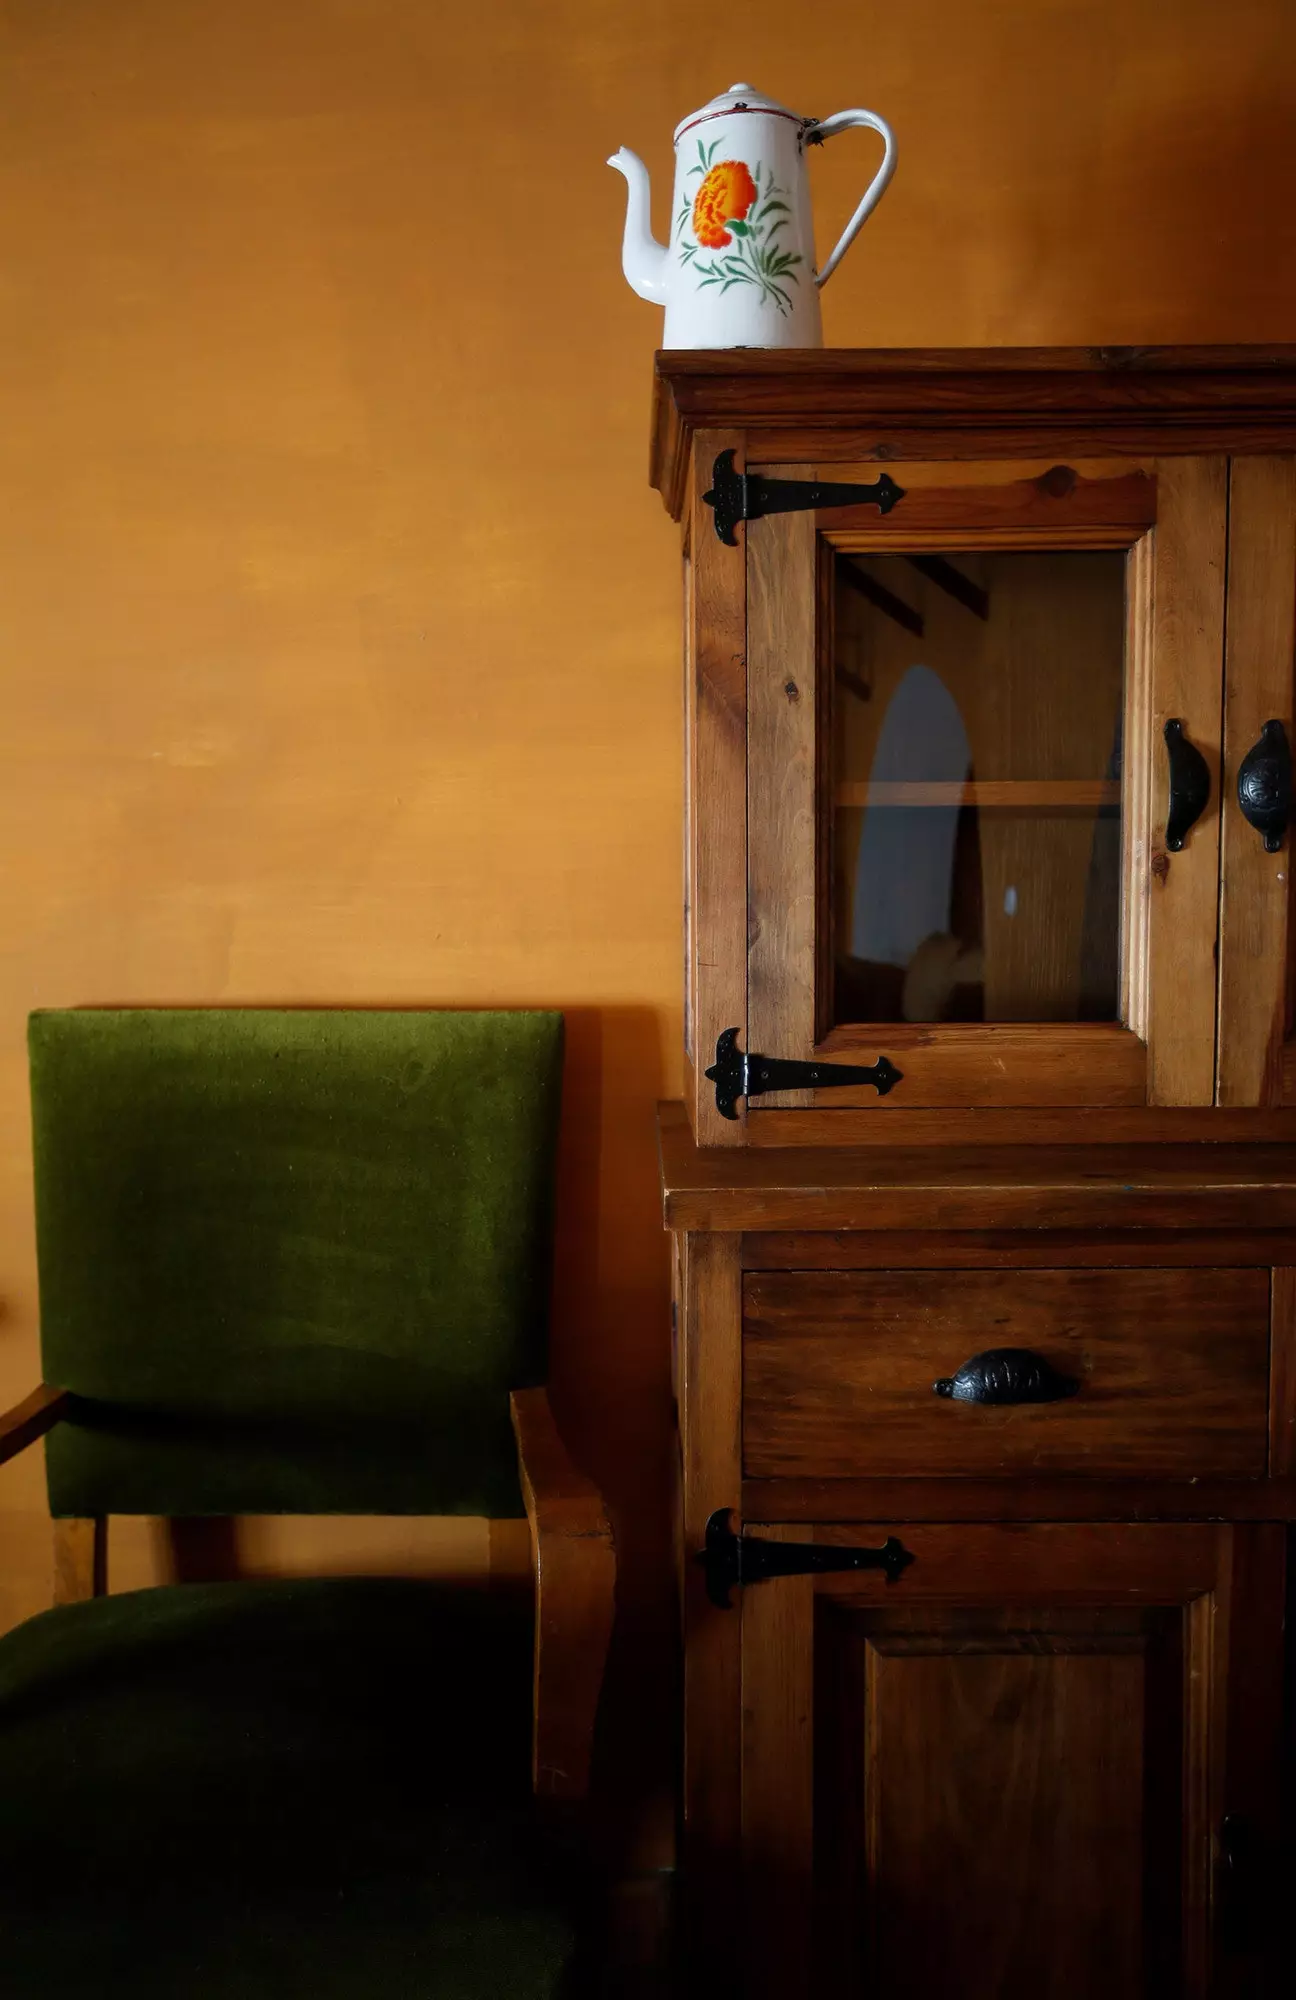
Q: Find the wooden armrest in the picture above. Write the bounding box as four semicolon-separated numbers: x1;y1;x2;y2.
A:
0;1385;70;1469
510;1386;616;1802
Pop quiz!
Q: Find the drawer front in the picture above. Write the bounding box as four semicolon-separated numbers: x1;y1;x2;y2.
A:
742;1268;1271;1479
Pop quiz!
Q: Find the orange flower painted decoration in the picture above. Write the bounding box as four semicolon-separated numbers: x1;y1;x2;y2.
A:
691;160;758;249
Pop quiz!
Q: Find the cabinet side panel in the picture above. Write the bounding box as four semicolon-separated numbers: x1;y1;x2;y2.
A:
1271;1268;1296;1477
740;1556;814;2000
689;430;748;1145
1217;456;1296;1106
1213;1523;1287;1983
683;543;695;1066
1147;457;1228;1105
679;1231;743;1994
747;472;817;1102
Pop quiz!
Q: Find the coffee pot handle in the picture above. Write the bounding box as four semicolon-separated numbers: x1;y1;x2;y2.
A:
806;108;897;286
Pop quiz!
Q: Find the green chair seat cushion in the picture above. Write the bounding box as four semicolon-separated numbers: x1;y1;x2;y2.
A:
0;1578;583;1998
28;1009;564;1517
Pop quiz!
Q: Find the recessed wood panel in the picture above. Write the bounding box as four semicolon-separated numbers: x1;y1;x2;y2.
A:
738;1526;1279;2000
742;1267;1270;1479
833;1605;1180;2000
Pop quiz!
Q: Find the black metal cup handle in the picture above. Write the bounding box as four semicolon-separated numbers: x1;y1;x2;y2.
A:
1237;719;1292;853
933;1347;1077;1405
1164;718;1211;852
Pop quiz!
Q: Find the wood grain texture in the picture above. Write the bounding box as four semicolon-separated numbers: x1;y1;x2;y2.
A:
808;1023;1146;1110
742;1267;1270;1479
740;1477;1296;1524
659;1102;1296;1232
746;472;817;1103
862;1615;1154;1998
52;1516;106;1604
689;429;748;1146
747;420;1296;468
1213;1523;1287;1988
650;349;1296;516
510;1387;615;1803
1270;1268;1296;1477
740;1228;1296;1270
756;1519;1223;1600
1216;456;1296;1107
1122;530;1155;1041
683;546;696;1068
820;466;1155;543
677;1232;743;1994
0;1384;68;1468
1145;457;1228;1104
739;1536;814;2000
743;1104;1296;1146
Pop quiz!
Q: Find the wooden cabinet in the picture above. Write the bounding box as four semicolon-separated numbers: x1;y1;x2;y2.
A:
662;350;1296;1148
656;353;1296;1997
742;1523;1284;2000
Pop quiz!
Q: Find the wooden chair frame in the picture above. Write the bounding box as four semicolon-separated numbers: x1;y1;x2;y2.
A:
0;1382;615;1802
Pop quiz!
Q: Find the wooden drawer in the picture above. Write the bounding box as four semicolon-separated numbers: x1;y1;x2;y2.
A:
742;1267;1271;1478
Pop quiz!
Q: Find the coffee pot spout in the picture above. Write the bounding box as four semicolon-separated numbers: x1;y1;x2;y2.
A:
608;147;669;304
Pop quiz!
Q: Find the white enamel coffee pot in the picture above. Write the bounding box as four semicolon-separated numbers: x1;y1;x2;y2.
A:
608;82;896;349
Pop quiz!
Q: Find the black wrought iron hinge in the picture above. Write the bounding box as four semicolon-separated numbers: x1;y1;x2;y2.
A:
700;1510;914;1609
703;448;905;545
704;1027;902;1120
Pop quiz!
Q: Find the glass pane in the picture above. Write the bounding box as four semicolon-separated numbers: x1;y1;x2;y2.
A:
832;549;1125;1026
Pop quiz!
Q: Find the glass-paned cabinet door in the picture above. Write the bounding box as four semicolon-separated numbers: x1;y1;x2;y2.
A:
744;458;1229;1121
832;547;1124;1029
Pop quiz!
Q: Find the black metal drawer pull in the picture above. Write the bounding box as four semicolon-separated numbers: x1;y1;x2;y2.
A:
1164;718;1211;851
703;448;905;546
1237;719;1292;852
705;1027;902;1120
933;1348;1077;1405
700;1510;914;1609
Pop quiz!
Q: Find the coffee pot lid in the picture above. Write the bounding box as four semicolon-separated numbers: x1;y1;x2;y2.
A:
674;81;804;144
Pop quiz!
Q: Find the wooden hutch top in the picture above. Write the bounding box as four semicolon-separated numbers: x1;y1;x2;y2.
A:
650;346;1296;519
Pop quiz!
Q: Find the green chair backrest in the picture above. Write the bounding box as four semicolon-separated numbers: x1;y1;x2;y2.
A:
28;1008;563;1518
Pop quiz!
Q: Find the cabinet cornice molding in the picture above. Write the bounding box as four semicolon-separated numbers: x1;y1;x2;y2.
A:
651;345;1296;520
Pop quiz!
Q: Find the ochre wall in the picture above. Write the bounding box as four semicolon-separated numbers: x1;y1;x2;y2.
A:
2;0;1296;1846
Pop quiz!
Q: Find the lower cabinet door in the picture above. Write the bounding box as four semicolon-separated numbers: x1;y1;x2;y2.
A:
739;1523;1284;2000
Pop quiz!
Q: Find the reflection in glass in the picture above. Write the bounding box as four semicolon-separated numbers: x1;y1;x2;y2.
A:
832;550;1126;1027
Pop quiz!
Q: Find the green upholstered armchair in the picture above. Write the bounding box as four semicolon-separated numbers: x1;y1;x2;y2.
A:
0;1008;615;1999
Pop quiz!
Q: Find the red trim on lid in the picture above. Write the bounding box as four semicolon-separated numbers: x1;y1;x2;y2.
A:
674;102;806;143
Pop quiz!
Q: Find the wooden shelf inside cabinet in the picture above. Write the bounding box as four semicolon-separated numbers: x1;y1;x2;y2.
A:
835;779;1121;809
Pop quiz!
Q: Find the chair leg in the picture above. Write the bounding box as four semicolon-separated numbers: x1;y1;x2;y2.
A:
52;1517;106;1603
